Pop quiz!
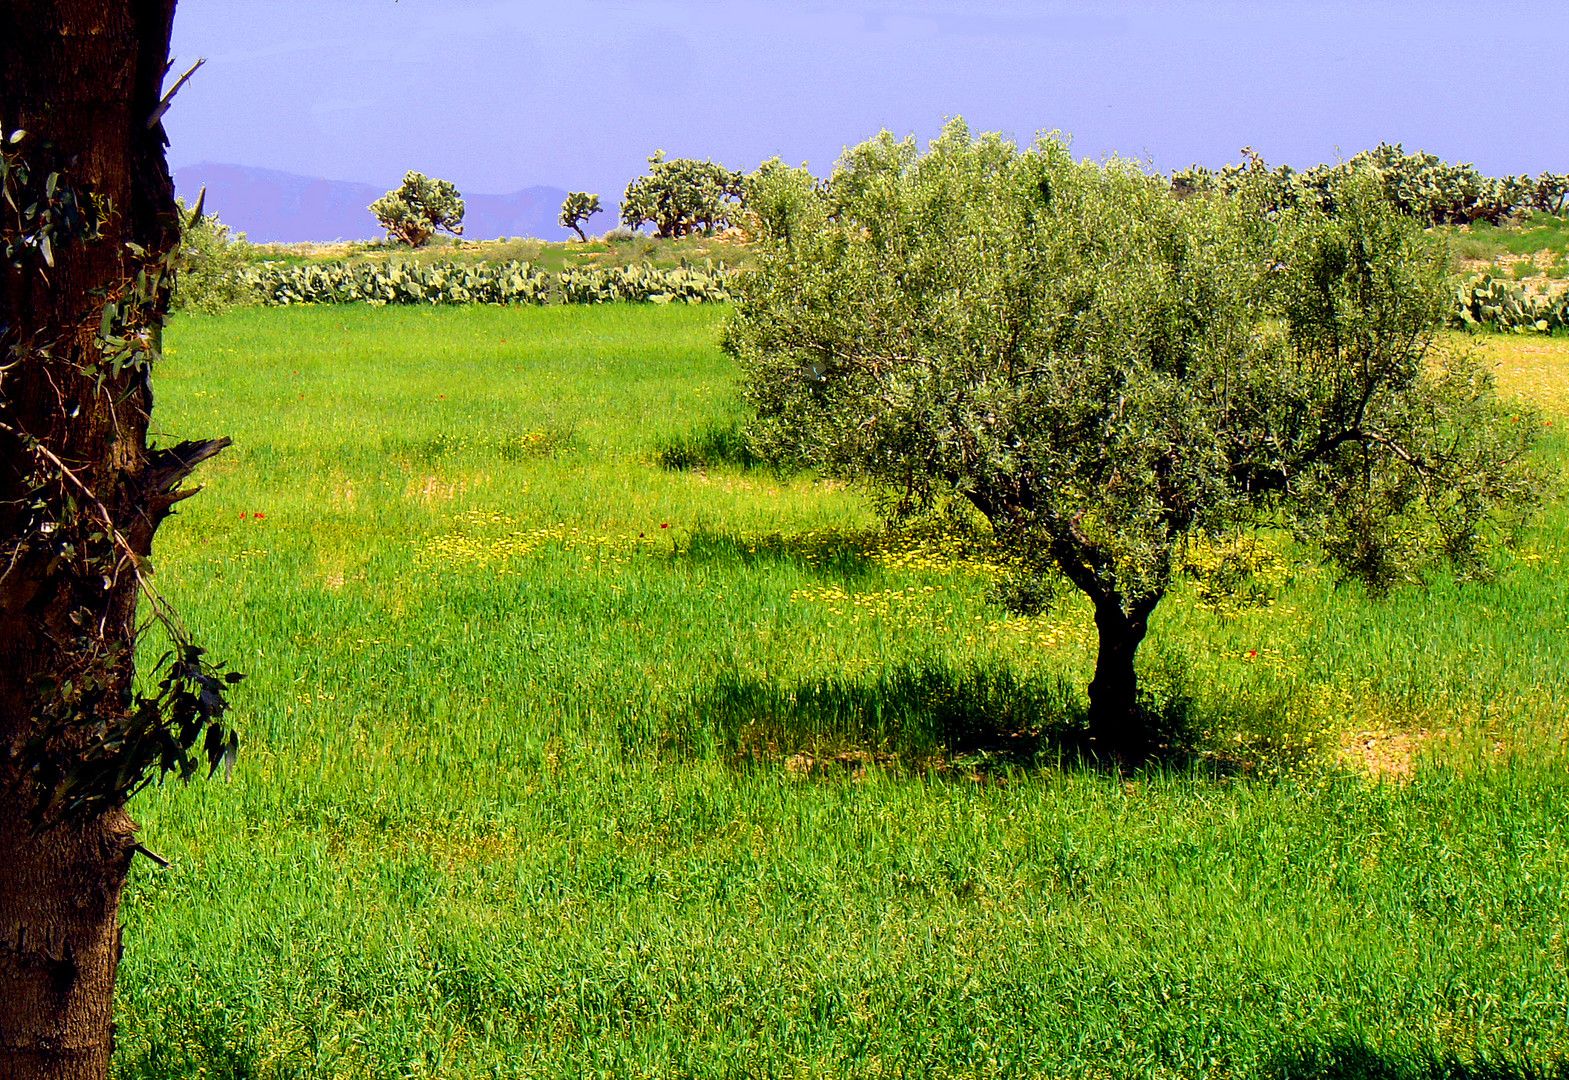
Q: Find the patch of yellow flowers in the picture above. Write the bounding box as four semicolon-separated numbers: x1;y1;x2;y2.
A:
1178;532;1296;614
787;581;1095;654
415;509;670;568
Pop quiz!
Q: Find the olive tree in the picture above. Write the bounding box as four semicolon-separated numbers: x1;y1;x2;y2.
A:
369;170;464;247
723;121;1539;760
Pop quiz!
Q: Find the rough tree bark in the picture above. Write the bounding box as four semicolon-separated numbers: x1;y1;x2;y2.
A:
0;3;214;1077
1084;593;1160;762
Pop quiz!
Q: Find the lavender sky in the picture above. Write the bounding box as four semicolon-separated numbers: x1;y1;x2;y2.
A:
165;0;1569;199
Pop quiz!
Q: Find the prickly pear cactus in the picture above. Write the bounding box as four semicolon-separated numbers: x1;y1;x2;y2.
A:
1451;274;1568;333
369;172;465;247
559;192;603;242
243;259;731;307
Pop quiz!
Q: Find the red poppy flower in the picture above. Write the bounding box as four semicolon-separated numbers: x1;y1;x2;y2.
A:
1246;650;1257;658
238;512;247;518
254;512;266;520
660;523;670;529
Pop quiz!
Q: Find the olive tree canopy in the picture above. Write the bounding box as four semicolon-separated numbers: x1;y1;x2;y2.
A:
723;120;1539;760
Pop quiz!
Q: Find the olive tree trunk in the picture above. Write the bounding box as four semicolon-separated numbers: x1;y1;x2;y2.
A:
1085;594;1159;763
0;3;184;1077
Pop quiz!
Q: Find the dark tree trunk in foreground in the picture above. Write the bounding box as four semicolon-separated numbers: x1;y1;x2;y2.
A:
1085;594;1158;763
0;4;201;1077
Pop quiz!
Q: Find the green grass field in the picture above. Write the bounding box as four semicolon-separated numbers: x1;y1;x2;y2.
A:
1446;212;1569;263
116;305;1569;1079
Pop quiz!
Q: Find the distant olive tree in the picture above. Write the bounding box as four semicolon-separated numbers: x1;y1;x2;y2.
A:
369;171;464;247
621;151;743;238
724;120;1540;761
559;191;603;241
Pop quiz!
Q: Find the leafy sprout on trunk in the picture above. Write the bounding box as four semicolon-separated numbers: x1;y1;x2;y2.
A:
722;119;1541;763
1;129;242;826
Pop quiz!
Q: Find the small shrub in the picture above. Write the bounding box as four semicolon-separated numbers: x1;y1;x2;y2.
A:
171;193;254;314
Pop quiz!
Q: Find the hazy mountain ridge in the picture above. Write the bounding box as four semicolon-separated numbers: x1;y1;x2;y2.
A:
175;163;575;243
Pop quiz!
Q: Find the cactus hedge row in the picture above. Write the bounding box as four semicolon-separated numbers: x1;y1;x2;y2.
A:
242;256;1565;336
241;258;732;307
1450;276;1569;334
1174;144;1569;227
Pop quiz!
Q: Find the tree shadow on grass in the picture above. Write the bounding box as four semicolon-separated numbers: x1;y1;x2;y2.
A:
656;658;1208;775
677;524;882;581
1270;1038;1569;1080
655;417;766;471
118;1007;260;1080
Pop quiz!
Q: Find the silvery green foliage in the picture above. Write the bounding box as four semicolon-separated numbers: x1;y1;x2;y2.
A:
724;119;1540;753
620;151;744;238
559;191;603;241
242;258;730;306
369;171;465;247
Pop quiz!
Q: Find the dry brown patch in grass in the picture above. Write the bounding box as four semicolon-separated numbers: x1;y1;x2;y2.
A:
785;750;877;777
1458;253;1566;295
688;470;758;494
1339;727;1435;779
256;240;358;260
408;474;476;502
